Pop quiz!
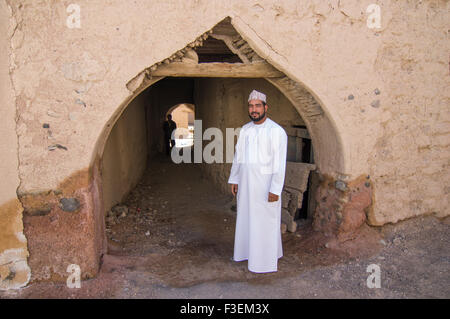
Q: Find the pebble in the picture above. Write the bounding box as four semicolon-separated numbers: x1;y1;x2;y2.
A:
47;110;62;118
335;180;348;192
75;98;86;107
48;144;68;151
145;231;150;236
371;99;380;108
68;113;78;121
60;198;80;212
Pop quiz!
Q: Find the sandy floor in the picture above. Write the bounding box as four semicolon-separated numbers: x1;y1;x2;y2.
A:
1;156;449;299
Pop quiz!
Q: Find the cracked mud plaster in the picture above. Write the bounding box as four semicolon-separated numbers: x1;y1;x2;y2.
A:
0;0;30;290
2;0;448;288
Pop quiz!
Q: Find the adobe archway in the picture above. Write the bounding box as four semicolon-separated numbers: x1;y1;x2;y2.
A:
53;16;371;282
92;17;347;175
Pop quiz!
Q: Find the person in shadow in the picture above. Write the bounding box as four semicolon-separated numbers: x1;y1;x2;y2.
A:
163;114;177;156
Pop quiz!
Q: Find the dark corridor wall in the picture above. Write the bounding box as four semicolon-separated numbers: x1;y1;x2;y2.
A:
101;92;149;213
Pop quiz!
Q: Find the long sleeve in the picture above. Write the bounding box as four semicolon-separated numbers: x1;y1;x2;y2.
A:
269;128;287;196
228;128;243;184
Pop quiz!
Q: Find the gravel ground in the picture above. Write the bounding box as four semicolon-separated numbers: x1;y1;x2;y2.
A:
1;157;449;299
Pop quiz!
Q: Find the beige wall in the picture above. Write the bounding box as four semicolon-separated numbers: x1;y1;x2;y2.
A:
6;1;448;225
101;93;148;213
171;104;194;129
0;0;30;290
0;0;448;288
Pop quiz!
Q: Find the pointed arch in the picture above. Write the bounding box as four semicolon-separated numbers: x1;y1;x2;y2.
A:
90;16;346;178
87;16;350;259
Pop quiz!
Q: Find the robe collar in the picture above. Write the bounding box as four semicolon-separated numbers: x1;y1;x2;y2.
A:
251;117;270;128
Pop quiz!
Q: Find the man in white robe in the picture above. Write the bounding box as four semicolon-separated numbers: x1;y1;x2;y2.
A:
228;90;288;273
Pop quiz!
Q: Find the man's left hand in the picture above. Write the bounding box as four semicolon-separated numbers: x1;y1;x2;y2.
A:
268;192;279;202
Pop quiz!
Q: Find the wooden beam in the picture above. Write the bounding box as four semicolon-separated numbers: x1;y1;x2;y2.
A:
151;61;284;78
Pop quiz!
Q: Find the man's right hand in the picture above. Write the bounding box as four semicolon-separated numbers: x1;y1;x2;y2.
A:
231;184;238;196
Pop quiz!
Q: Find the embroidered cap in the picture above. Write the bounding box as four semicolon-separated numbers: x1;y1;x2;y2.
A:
248;90;266;103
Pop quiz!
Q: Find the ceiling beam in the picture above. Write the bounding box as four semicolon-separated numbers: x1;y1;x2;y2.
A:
151;61;284;78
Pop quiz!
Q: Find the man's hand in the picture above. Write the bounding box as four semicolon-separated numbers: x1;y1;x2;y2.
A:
268;192;279;202
231;184;238;196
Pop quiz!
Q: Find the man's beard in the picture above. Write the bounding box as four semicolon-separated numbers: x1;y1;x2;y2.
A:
249;110;266;122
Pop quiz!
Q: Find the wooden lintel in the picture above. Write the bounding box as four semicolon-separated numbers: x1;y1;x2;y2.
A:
151;62;284;78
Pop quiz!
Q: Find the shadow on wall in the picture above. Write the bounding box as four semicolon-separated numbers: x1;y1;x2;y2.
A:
101;92;149;214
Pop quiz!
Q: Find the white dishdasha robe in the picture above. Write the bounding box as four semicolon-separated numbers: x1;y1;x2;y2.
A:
228;118;287;273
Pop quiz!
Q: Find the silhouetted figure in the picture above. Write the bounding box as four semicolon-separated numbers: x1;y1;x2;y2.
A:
163;114;177;156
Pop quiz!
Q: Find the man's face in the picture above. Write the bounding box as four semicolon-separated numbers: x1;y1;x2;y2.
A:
248;99;267;122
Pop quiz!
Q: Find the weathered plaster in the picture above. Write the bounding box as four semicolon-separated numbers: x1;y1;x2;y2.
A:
0;0;30;290
0;0;448;288
20;167;105;282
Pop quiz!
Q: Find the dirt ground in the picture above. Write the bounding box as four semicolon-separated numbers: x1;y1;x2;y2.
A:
1;156;449;299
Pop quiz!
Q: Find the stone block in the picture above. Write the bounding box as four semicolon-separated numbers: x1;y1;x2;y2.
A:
287;221;297;233
281;208;293;224
280;223;287;234
281;190;290;208
284;162;315;191
288;192;299;215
